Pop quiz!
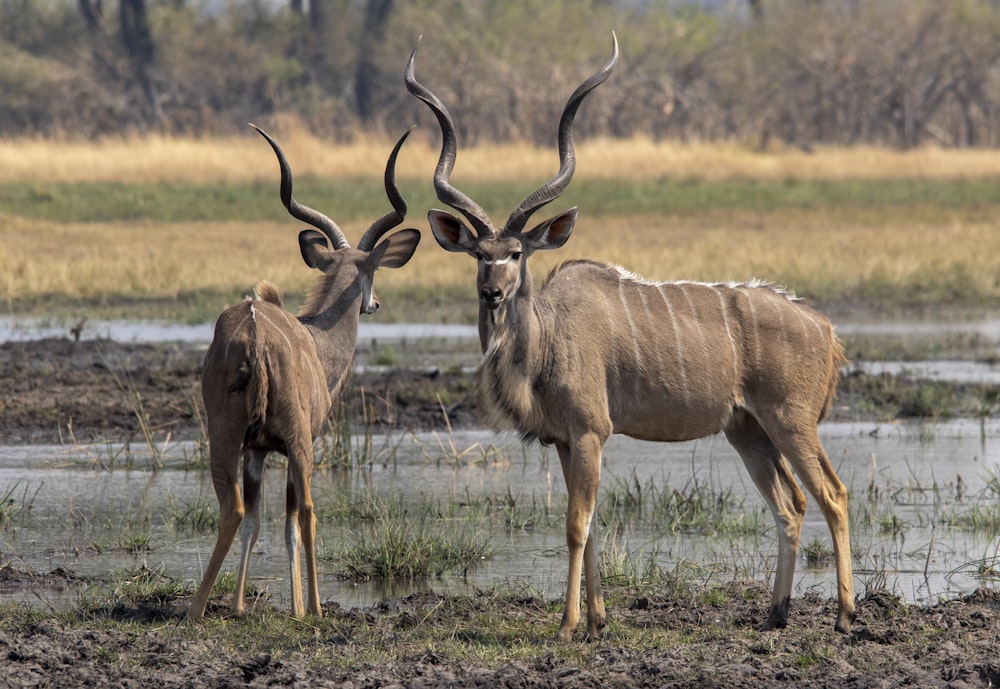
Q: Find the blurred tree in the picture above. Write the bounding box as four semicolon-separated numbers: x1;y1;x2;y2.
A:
308;0;329;79
77;0;162;132
78;0;119;83
1;0;998;145
119;0;163;130
355;0;394;123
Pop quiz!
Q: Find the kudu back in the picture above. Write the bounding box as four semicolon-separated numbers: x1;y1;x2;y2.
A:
188;127;420;620
406;34;855;640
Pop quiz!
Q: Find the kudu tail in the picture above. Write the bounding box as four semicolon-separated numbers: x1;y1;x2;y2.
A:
244;282;282;442
225;301;271;447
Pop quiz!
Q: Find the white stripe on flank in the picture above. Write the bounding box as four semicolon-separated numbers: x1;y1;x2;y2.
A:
771;292;788;359
712;286;740;382
746;292;762;374
789;299;826;359
656;283;689;405
619;278;644;398
225;308;253;362
636;284;667;388
799;302;826;339
300;341;323;383
678;283;711;376
256;310;293;352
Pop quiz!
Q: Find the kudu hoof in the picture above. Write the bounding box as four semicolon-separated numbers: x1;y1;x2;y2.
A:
835;609;856;635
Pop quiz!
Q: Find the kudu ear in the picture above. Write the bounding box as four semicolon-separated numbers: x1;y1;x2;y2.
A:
299;229;336;270
522;207;578;252
371;228;421;269
428;210;478;255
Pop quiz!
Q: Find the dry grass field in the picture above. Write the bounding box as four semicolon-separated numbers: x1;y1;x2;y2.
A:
5;131;1000;184
2;131;1000;323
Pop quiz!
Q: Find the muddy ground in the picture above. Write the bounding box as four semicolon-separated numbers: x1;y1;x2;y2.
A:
0;337;478;445
1;580;999;688
2;337;1000;687
0;335;988;446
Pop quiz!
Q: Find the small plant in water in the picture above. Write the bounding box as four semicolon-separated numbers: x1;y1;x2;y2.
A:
598;533;692;597
0;481;39;529
942;502;1000;533
410;396;506;466
600;467;762;537
101;351;179;470
372;346;399;367
918;419;937;444
183;397;211;469
800;537;834;567
166;495;218;532
75;564;185;616
315;403;357;467
90;529;152;554
331;510;492;580
877;513;907;536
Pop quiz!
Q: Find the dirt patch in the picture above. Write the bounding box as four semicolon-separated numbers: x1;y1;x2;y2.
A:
2;585;1000;688
0;565;82;591
0;337;476;445
3;335;981;447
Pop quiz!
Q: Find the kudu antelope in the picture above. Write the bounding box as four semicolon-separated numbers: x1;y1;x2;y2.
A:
406;35;855;640
187;126;421;620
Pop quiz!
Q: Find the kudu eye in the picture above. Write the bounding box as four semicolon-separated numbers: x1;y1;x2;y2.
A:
511;251;522;261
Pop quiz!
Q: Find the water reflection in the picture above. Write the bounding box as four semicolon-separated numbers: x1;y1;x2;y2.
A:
0;316;477;345
853;360;1000;384
2;420;999;611
5;314;1000;344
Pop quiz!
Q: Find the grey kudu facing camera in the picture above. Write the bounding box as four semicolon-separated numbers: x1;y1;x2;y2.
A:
406;33;855;640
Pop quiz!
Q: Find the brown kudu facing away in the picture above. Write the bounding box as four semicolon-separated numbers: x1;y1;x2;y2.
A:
187;126;421;620
405;34;855;640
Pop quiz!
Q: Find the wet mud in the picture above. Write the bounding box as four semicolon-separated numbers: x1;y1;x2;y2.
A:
2;584;1000;688
0;338;475;445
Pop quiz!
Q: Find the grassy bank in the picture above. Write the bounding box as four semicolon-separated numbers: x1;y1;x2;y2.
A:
3;137;1000;322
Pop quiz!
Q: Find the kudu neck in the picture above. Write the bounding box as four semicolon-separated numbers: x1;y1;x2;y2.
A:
300;294;363;392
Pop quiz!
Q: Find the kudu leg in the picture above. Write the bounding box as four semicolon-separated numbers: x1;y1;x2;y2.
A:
232;449;267;616
284;471;305;617
188;437;244;620
724;411;806;631
768;425;856;634
584;507;604;632
556;434;607;641
285;441;322;617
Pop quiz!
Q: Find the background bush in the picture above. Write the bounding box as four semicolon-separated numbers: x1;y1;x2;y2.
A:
2;0;999;148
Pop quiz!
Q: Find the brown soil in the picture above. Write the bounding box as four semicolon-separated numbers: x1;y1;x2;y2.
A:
0;337;476;445
0;335;967;446
2;584;1000;688
3;338;1000;687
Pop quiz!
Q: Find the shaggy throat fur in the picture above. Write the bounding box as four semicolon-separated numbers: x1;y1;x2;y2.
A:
473;307;550;444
